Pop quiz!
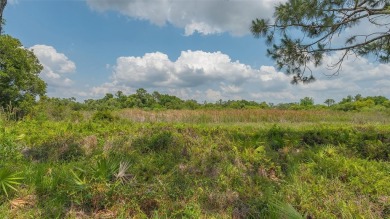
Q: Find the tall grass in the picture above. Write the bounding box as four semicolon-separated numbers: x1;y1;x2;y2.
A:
116;108;390;124
1;109;389;218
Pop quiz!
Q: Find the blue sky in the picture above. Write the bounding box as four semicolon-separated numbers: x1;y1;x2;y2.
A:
4;0;390;104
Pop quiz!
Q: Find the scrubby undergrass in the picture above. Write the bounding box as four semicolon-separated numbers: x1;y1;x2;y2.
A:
0;109;389;218
115;109;390;124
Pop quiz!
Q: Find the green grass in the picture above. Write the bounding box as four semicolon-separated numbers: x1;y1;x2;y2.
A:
0;109;389;218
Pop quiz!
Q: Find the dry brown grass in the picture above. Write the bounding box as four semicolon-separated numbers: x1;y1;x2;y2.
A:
81;135;98;156
10;195;37;209
115;109;389;124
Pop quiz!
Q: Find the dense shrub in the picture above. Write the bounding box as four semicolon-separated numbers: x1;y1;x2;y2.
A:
92;110;116;122
22;135;84;162
267;125;285;150
133;130;175;153
0;133;23;162
356;140;390;161
302;130;332;145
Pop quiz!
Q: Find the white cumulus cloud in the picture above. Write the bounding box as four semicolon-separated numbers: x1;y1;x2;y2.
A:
30;45;76;93
89;50;292;100
88;50;389;104
110;50;261;89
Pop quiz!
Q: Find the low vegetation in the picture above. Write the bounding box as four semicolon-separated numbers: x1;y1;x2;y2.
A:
1;1;389;217
0;98;389;218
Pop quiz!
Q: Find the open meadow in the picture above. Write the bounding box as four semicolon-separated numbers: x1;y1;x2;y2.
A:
2;0;390;218
0;109;389;218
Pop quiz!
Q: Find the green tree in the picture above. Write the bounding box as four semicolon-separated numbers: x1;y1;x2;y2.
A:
152;91;161;103
157;93;184;109
0;35;46;115
300;97;314;107
103;93;114;101
324;98;335;107
184;99;199;109
354;99;375;110
135;88;155;108
115;90;127;108
364;95;388;105
251;0;390;83
115;90;124;99
125;96;141;108
354;94;362;101
340;95;354;104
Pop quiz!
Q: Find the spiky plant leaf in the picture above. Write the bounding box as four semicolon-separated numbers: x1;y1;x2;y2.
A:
0;167;23;197
115;161;132;184
268;198;304;219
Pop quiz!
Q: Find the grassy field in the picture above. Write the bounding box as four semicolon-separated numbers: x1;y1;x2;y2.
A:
0;109;389;218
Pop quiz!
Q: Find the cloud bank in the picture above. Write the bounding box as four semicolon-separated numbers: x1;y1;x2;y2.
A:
110;51;262;88
29;46;389;104
89;50;390;104
86;0;283;36
90;50;290;100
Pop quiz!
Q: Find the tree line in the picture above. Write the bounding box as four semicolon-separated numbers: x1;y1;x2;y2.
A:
30;89;390;113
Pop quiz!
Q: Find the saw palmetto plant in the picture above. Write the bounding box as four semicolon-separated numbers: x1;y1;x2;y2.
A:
0;167;23;197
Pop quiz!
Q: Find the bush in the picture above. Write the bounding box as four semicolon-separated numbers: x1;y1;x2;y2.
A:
70;111;84;122
302;130;330;145
267;125;285;150
133;131;175;153
358;140;390;161
92;110;116;122
0;133;23;162
22;135;84;162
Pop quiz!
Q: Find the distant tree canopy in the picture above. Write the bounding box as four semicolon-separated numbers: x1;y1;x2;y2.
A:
0;35;46;114
37;88;389;116
324;99;336;107
300;97;314;107
75;89;271;111
251;0;390;84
